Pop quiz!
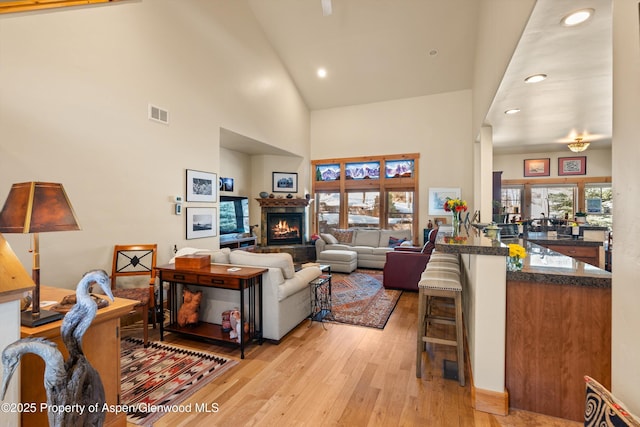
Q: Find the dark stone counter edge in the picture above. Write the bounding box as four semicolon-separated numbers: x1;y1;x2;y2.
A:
507;270;611;288
435;243;509;256
525;238;603;247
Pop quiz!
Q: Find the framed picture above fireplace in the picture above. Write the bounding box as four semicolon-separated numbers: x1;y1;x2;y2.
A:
272;172;298;193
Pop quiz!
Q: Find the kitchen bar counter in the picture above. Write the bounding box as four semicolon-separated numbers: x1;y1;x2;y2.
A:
432;229;611;420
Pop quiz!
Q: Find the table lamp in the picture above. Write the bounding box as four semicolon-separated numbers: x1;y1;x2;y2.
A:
0;182;81;327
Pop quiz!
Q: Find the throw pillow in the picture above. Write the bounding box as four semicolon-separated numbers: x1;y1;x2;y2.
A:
177;287;202;327
333;229;354;244
388;236;407;248
320;233;339;244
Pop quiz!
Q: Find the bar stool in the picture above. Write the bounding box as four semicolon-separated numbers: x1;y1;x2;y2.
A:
430;252;459;262
416;269;465;386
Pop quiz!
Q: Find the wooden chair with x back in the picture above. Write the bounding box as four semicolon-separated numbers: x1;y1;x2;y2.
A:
110;244;158;347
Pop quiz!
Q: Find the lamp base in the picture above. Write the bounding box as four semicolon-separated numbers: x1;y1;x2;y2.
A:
21;309;64;327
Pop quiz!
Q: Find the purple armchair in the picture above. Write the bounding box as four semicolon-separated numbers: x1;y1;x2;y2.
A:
382;229;438;291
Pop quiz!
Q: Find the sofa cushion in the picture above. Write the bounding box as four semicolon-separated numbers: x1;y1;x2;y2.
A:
320;233;339;244
354;229;381;247
351;246;374;255
372;247;394;256
379;229;412;247
229;251;295;279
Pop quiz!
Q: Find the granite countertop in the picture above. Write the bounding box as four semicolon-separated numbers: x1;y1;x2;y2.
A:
434;229;611;288
506;239;611;288
434;229;509;256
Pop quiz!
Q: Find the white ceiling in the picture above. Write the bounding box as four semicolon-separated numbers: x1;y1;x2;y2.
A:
243;0;612;155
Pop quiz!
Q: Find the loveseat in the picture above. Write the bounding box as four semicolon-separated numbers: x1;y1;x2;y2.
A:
169;248;321;342
315;228;413;269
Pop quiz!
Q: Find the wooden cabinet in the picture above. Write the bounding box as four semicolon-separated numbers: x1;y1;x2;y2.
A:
542;243;602;268
506;279;611;421
20;286;136;427
219;236;257;250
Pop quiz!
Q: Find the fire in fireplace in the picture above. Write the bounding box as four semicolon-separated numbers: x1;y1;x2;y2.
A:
267;212;303;245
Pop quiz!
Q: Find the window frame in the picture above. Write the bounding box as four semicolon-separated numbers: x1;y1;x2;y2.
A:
311;153;420;243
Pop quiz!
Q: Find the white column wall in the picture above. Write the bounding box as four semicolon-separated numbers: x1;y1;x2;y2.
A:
462;253;507;393
611;0;640;412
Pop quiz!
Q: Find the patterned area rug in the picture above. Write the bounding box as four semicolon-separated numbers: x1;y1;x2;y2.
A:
120;337;238;426
326;270;402;329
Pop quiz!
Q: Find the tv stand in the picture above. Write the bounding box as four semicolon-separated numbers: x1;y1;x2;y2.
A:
220;236;257;250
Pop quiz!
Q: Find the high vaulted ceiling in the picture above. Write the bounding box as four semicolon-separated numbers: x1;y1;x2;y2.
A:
247;0;612;154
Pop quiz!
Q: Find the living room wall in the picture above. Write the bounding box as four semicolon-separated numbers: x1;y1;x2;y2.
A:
310;90;474;236
0;1;311;288
494;148;612;179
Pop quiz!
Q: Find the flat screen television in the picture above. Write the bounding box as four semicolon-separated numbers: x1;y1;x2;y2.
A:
219;196;250;235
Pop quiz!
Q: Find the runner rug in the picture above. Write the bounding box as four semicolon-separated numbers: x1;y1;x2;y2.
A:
120;337;238;426
326;270;402;329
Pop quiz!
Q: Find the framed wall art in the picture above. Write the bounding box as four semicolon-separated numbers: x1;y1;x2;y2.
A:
272;172;298;193
219;177;234;192
523;158;550;177
558;156;586;176
186;169;216;202
428;187;461;216
186;207;216;239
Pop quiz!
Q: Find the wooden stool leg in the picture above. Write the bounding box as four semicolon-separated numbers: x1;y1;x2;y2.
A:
416;288;427;378
455;292;465;386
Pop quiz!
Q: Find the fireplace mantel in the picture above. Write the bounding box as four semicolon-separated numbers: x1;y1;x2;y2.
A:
255;198;312;208
257;197;311;247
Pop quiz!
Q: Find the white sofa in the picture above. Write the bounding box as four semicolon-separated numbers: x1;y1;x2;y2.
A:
169;248;321;342
315;228;413;269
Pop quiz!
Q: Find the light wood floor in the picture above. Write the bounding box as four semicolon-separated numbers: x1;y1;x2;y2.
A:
123;291;581;427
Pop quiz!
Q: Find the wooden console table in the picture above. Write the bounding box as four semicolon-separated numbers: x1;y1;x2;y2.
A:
156;264;266;359
20;286;136;427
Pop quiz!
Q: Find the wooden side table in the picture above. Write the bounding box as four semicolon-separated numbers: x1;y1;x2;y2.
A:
156;264;266;359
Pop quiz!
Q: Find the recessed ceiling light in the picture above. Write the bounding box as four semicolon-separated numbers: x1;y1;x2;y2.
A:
525;73;547;83
561;8;594;26
317;68;327;78
504;109;521;115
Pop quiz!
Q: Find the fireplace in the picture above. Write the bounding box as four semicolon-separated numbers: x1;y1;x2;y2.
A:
266;212;303;246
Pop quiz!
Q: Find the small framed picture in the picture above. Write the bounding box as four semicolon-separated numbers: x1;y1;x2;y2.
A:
186;169;216;202
186;207;216;239
428;187;461;216
219;177;234;192
272;172;298;193
558;156;587;176
523;158;550;177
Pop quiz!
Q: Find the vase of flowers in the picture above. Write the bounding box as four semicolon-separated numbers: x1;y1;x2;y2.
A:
507;243;527;271
443;197;468;236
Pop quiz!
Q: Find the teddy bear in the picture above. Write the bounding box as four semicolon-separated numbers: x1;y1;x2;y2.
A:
229;309;242;343
177;287;202;327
